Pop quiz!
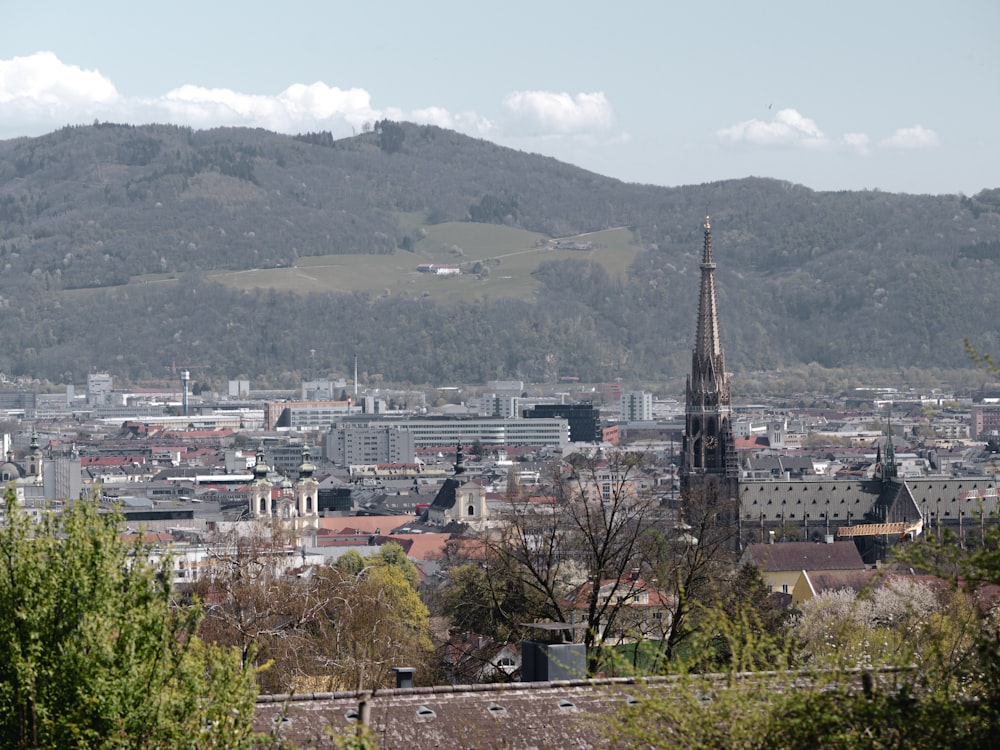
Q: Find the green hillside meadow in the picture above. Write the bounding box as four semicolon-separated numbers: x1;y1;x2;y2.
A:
196;224;640;303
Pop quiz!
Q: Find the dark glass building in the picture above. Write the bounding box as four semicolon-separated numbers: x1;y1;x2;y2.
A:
524;403;601;444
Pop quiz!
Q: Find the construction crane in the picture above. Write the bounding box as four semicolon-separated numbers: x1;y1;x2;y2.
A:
836;517;924;542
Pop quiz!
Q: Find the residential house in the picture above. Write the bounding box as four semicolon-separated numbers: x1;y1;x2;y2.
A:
440;632;520;684
563;571;673;645
741;540;867;604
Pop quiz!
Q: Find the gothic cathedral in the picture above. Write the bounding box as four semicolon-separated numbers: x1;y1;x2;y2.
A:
681;217;739;498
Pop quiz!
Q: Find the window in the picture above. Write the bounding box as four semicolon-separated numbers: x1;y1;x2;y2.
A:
782;584;789;594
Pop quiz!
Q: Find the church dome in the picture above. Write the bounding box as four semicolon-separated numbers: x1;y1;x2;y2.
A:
297;444;316;480
0;461;21;481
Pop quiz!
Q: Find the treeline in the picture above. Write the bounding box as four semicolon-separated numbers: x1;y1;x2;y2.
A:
0;279;612;386
0;123;999;384
0;254;997;388
2;123;999;289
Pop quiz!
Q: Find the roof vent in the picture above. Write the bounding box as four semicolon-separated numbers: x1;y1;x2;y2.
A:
487;703;508;717
558;699;577;712
416;705;436;721
344;709;359;722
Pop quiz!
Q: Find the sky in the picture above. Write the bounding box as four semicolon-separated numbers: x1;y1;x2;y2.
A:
1;1;997;196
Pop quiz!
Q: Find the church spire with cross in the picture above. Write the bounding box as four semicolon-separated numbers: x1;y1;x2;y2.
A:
682;216;738;488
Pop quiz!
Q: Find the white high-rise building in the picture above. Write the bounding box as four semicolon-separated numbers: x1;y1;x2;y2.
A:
325;422;416;466
87;373;113;406
621;391;653;422
479;394;519;419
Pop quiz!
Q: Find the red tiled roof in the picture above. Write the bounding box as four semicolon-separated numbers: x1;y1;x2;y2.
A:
320;516;415;534
563;577;673;609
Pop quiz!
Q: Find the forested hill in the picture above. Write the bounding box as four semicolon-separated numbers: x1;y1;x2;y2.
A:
0;121;998;388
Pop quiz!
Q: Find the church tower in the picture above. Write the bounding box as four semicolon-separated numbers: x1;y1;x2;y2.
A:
681;217;738;491
293;443;320;531
248;445;273;518
25;429;43;480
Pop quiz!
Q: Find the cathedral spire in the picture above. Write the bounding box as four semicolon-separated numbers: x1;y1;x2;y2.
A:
695;216;723;364
682;215;738;486
882;413;898;482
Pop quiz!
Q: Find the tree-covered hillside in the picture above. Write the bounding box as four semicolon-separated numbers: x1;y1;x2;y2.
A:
0;122;998;386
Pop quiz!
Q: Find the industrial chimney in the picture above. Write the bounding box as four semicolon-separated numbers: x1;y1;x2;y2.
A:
181;370;190;416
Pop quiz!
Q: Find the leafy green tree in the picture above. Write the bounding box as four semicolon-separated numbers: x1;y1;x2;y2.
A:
305;560;434;691
605;523;1000;748
0;489;257;749
370;541;421;589
334;549;367;576
436;562;546;643
680;561;794;673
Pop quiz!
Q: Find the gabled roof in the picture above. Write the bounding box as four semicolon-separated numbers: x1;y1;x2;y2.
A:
318;516;416;534
563;577;673;610
736;436;770;450
801;570;878;597
743;541;866;572
390;532;450;561
430;477;462;511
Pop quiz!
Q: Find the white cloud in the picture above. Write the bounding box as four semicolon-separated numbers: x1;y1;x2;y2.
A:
0;52;608;156
0;52;408;137
841;132;870;155
0;51;119;123
151;82;381;132
718;109;943;158
409;106;495;137
716;108;828;148
879;125;940;149
502;90;615;135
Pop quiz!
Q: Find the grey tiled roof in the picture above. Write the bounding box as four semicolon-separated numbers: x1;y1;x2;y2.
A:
742;541;866;572
255;678;650;748
252;669;899;749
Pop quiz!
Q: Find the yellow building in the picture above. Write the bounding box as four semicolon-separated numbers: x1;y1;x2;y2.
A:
740;540;867;605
